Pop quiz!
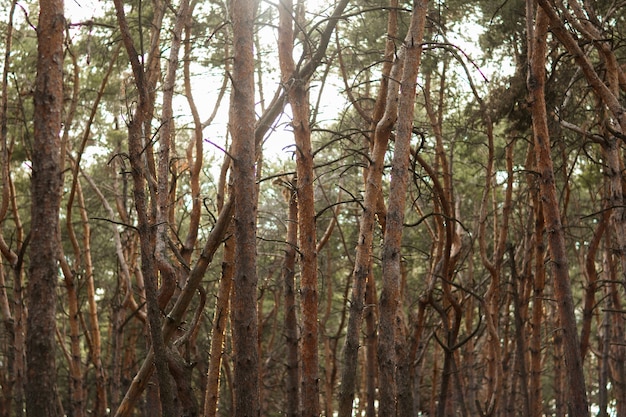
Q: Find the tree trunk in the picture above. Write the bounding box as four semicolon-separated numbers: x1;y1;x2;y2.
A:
336;2;397;414
526;4;589;416
155;0;192;312
25;1;64;416
377;2;428;416
0;3;18;414
112;0;180;414
529;178;546;417
277;2;320;415
281;178;300;417
598;244;612;417
59;257;86;417
203;221;235;417
364;271;378;417
509;246;530;417
229;0;260;414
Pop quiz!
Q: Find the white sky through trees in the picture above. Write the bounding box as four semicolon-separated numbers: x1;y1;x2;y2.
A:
63;1;506;166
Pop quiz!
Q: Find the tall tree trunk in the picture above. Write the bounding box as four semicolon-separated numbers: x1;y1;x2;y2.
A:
25;1;64;415
277;2;320;415
1;21;26;417
229;0;260;414
377;2;428;416
112;0;179;414
529;178;546;417
77;181;108;417
606;256;626;416
12;262;26;417
535;0;626;286
336;1;398;415
598;243;612;417
0;3;17;414
526;4;589;416
155;0;192;311
580;205;607;360
0;265;13;417
281;178;300;417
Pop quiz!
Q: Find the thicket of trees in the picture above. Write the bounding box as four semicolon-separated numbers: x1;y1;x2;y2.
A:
1;0;625;416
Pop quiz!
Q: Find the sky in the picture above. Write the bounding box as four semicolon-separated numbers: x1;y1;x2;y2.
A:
61;0;506;166
64;0;346;164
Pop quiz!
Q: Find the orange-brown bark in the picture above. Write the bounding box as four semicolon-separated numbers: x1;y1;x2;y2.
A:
229;0;260;415
527;5;589;416
26;1;65;415
377;1;428;416
278;1;320;414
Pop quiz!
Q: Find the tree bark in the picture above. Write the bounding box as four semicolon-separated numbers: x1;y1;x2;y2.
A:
113;197;233;417
336;2;397;414
229;0;260;414
277;2;321;415
112;1;179;415
0;3;18;414
529;173;546;417
526;4;589;416
25;1;64;416
203;223;235;417
281;178;300;417
377;1;428;416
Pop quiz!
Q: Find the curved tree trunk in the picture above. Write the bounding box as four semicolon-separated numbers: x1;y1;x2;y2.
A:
336;2;397;414
526;5;589;416
278;2;320;415
377;1;428;415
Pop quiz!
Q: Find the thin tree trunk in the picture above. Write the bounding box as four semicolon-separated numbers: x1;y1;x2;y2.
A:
581;206;607;360
364;271;378;417
0;4;17;414
336;1;398;414
181;7;213;264
155;0;192;311
26;1;64;415
203;222;235;417
0;265;12;417
12;262;26;417
61;34;120;417
509;246;530;417
529;182;545;417
597;245;612;417
606;259;626;416
281;178;300;417
112;0;180;414
59;257;86;417
526;5;589;416
277;2;320;414
77;180;107;417
377;2;428;416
